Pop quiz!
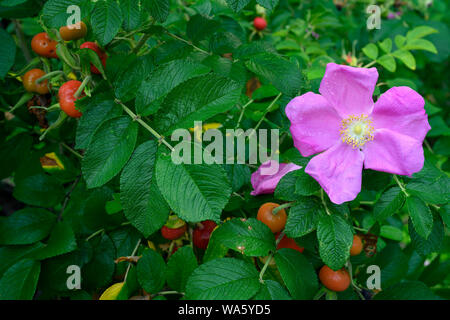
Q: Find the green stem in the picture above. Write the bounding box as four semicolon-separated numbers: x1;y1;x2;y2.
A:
117;99;174;152
321;189;332;216
132;34;151;54
39;111;68;141
347;261;365;300
248;93;282;140
259;231;284;283
272;202;294;215
124;239;141;282
393;175;410;197
74;76;91;98
85;228;104;241
362;60;377;68
235;99;254;129
166;31;211;55
36;71;64;84
61;142;83;159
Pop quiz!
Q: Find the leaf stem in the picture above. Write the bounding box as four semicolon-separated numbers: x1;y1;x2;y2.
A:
259;231;284;283
166;31;211;55
393;175;409;197
272;202;294;215
124;239;141;282
117;99;174;152
36;71;64;84
321;189;332;216
74;76;91;99
235;99;254;129
362;60;377;68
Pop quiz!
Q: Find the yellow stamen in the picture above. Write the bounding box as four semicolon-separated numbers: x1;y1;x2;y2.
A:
340;114;374;149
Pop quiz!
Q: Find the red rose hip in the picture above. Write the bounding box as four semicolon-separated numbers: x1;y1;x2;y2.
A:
253;17;267;31
193;220;217;250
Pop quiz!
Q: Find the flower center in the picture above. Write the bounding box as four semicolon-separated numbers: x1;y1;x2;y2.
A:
340;114;374;148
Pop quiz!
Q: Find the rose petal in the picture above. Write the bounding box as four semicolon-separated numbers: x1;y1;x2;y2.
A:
305;142;364;204
285;92;342;157
319;63;378;118
250;160;302;195
372;86;430;142
363;128;425;176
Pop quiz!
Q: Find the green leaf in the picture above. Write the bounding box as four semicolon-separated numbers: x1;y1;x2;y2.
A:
166;246;198;292
439;204;450;227
90;0;123;46
137;249;166;293
317;214;353;270
142;0;170;22
156;152;231;223
136;59;210;116
39;246;91;293
371;244;408;288
0;28;15;79
377;54;396;72
113;55;153;103
225;164;251;192
245;53;302;97
406;26;438;40
154;74;241;134
409;214;444;256
75;95;122;149
110;226;141;276
294;170;321;196
212;218;276;256
0;243;44;277
225;0;251;12
380;225;403;241
120;0;142;32
419;258;450;287
13;172;65;207
120;141;169;237
0;208;56;245
274;249;318;300
362;43;378;60
275;169;320;200
31;222;77;260
256;0;279;10
392;50;416;69
83;234;115;289
253;280;292;300
394;35;406;49
0;259;40;300
378;38;392;53
82;116;138;189
0;133;32;179
406;196;433;239
185;258;260;299
404;39;437;53
373;281;439;300
406;177;449;205
284;198;321;238
373;187;405;222
42;0;88;28
203;230;229;262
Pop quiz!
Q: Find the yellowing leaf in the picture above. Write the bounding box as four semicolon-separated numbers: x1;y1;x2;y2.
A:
40;152;65;170
99;282;124;300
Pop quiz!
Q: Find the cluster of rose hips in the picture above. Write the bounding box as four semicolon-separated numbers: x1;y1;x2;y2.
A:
22;21;107;119
160;215;217;251
256;202;365;293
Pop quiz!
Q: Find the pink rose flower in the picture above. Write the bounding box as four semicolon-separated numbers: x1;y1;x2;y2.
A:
285;63;430;204
250;160;302;195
